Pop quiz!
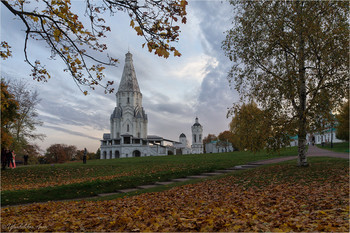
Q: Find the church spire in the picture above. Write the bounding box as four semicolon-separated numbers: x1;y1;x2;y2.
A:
118;52;140;93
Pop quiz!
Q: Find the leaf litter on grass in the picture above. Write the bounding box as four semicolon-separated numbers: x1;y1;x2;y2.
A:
1;159;349;232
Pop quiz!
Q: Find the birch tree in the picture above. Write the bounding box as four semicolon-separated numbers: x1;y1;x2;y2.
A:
223;1;349;166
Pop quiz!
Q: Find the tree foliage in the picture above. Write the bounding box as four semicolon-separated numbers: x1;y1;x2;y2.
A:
0;79;19;149
4;79;45;153
1;0;187;94
217;130;238;151
22;144;43;165
336;101;349;141
75;149;94;161
45;144;77;163
229;102;270;152
223;1;349;165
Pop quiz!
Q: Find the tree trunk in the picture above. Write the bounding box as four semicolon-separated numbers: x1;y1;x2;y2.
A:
297;0;309;167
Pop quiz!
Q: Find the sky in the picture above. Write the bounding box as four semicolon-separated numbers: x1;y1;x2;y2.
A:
1;0;239;153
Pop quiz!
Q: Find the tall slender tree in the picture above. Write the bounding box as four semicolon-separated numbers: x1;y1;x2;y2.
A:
223;1;349;166
5;79;45;153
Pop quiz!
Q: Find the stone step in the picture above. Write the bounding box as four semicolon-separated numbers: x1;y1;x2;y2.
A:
117;188;140;193
247;163;264;166
241;164;261;168
214;170;234;173
187;175;209;179
201;172;224;176
137;184;160;189
227;166;246;170
172;178;192;182
97;192;119;197
155;181;175;185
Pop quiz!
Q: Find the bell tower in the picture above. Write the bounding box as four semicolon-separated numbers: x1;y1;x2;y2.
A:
191;117;203;154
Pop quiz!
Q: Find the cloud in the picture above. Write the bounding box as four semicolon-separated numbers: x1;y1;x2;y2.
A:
1;0;241;152
167;54;219;83
42;125;101;141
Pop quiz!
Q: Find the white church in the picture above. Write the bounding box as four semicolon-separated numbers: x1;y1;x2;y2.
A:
100;52;203;159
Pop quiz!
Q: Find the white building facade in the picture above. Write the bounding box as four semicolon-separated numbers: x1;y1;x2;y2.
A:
205;141;234;153
289;127;345;147
100;52;170;159
173;133;192;155
172;118;204;155
191;117;204;154
100;52;205;159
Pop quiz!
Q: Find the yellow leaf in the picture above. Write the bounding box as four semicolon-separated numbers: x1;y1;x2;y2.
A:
75;58;81;65
134;26;143;36
130;20;135;28
174;50;181;57
53;29;61;42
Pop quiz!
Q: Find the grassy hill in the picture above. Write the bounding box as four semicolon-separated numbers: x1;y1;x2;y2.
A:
1;148;298;205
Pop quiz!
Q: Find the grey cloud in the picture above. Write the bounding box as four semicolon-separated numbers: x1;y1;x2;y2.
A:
42;125;101;141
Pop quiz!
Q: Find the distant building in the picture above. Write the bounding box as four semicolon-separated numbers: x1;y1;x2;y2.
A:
100;52;204;159
191;117;204;154
100;52;173;159
172;118;204;155
290;125;345;147
173;133;191;155
206;140;234;153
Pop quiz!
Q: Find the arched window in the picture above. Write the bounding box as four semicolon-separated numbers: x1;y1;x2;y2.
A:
127;124;129;132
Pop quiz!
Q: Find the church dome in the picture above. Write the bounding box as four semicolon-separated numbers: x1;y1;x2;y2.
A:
192;117;201;127
180;133;186;138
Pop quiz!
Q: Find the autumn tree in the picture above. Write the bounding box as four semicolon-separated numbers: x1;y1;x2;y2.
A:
45;144;77;163
22;144;43;165
1;79;19;149
336;101;349;141
4;79;45;153
223;1;349;166
1;0;187;94
76;148;94;160
218;130;238;151
229;102;271;153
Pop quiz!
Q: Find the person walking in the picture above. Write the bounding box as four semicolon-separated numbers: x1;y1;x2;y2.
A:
83;148;87;164
24;154;29;165
9;150;16;169
6;149;12;168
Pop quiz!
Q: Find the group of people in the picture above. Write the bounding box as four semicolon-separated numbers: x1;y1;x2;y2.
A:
1;148;17;170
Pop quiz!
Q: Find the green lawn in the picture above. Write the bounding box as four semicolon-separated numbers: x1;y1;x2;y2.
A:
2;156;348;232
1;148;297;206
316;142;349;153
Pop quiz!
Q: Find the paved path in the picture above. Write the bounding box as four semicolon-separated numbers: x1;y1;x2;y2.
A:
3;147;348;207
306;145;349;159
